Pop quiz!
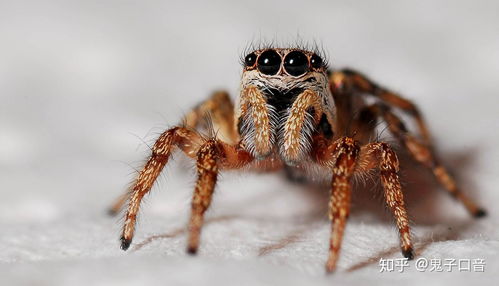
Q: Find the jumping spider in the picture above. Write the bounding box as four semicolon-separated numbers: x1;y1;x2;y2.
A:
109;47;486;272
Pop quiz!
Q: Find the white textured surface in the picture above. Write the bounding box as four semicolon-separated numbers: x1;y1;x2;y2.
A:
1;1;498;285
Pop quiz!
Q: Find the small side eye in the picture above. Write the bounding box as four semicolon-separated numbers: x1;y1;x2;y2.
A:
244;53;257;67
257;50;281;75
310;54;323;69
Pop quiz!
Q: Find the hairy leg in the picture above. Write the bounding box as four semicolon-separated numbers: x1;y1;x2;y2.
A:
120;127;252;250
368;104;486;217
331;70;486;217
348;105;378;144
120;127;183;250
329;69;431;145
187;139;219;254
357;142;414;259
108;127;204;216
312;136;360;272
184;90;238;143
108;91;237;215
328;72;356;137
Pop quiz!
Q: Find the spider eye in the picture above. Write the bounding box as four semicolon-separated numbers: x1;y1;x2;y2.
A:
283;51;309;76
244;52;257;67
257;50;281;75
310;54;323;69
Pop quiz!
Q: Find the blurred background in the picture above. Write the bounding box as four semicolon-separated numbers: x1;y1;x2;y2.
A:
1;1;498;285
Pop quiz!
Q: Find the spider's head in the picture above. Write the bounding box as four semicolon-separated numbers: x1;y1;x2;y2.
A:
240;48;330;109
237;48;334;164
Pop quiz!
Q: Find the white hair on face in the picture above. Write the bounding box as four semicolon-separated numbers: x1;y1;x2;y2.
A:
237;51;334;162
240;69;333;110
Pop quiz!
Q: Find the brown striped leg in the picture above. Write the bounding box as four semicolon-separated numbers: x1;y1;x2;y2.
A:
120;126;252;251
120;127;191;250
108;91;237;216
183;90;238;143
358;142;414;259
370;104;486;218
312;136;360;273
327;137;359;272
349;106;378;144
187;139;220;254
330;69;432;145
185;139;253;253
108;127;203;217
328;71;356;136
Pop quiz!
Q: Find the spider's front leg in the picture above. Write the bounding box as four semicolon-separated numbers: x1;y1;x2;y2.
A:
357;142;414;259
312;136;359;272
108;91;238;216
187;138;219;253
120;127;199;250
313;135;414;273
120;127;251;251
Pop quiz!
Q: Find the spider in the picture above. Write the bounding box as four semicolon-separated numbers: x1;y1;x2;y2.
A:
109;46;486;273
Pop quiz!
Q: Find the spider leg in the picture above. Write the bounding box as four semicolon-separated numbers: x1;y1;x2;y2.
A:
120;127;196;250
120;127;252;250
330;70;486;218
330;69;431;145
187;139;219;254
357;141;415;260
312;136;360;273
367;103;486;217
107;127;202;216
312;135;413;272
108;91;237;216
348;105;378;144
184;90;238;143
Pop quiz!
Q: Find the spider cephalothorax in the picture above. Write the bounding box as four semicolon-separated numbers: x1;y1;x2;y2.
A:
110;46;486;273
237;48;333;164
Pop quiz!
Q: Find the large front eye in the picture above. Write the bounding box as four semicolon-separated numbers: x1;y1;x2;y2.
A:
257;50;281;75
283;51;309;76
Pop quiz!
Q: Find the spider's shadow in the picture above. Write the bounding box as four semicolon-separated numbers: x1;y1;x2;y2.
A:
345;218;474;272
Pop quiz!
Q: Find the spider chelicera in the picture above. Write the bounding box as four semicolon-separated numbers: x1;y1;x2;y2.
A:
109;47;486;273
